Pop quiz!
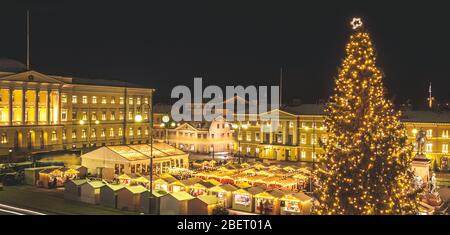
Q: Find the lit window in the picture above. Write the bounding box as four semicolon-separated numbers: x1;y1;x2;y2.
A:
118;128;123;136
111;97;116;104
128;111;133;120
101;97;107;104
1;133;7;144
246;147;251;153
442;130;449;138
426;143;433;153
91;129;96;138
119;111;124;120
61;94;67;103
311;134;317;144
51;131;57;141
82;96;88;104
62;130;66;140
110;111;115;120
82;112;88;121
101;129;106;137
91;112;97;121
82;129;87;138
137;97;141;105
255;148;260;154
312;152;317;160
119;97;124;105
137;128;142;136
301;151;306;159
289;121;294;128
72;95;77;104
72;111;77;120
129;97;134;105
92;96;97;104
109;128;114;137
246;132;252;141
300;134;307;144
61;110;67;121
129;128;134;136
255;133;260;141
101;112;106;121
72;131;76;139
145;128;149;136
427;129;433;138
443;144;448;153
144;98;149;104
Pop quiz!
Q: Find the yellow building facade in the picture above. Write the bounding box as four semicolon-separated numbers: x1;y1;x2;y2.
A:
0;59;153;158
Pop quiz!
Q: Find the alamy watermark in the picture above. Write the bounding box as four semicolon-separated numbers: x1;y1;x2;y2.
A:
170;77;280;132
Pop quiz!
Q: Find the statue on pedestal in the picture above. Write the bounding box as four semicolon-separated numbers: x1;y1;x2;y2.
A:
429;172;437;194
416;128;427;155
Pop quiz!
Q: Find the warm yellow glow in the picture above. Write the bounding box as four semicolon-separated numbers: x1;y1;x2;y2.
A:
135;114;143;122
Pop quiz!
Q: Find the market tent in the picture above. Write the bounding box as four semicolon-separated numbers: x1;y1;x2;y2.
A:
100;184;126;209
79;181;105;204
209;184;238;208
68;165;88;178
188;195;220;215
254;189;285;215
118;174;132;185
24;166;61;185
116;185;148;212
140;189;168;214
280;192;313;215
64;179;88;202
235;182;252;189
154;178;172;192
206;179;222;186
160;191;194;215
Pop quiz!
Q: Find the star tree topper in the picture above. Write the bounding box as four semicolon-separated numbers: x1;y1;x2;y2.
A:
350;17;363;30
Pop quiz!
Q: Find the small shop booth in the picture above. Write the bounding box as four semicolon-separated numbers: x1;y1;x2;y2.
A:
116;185;148;212
208;184;238;208
80;181;105;204
159;191;194;215
100;184;125;209
188;195;220;215
139;189;168;214
254;189;286;215
280;192;313;215
231;186;266;213
64;179;88;202
38;167;79;188
24;166;61;185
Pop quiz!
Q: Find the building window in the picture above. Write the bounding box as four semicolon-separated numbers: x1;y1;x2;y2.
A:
129;128;134;136
51;131;57;141
110;111;115;120
426;143;433;153
246;132;252;141
91;112;97;121
312;152;317;160
255;148;260;154
255;132;260;142
300;133;307;144
62;130;67;140
72;131;76;139
443;144;448;153
109;128;114;137
119;97;124;105
101;96;107;104
72;111;77;120
91;129;96;138
137;128;142;136
144;97;149;104
301;151;306;159
119;111;124;120
82;96;88;104
311;134;317;144
137;97;141;105
442;130;449;138
82;129;87;139
1;133;7;144
101;129;106;137
61;94;67;103
427;129;433;138
111;97;116;104
82;112;88;121
61;110;67;121
72;95;77;104
92;96;97;104
129;97;134;105
118;128;123;136
145;128;149;136
101;112;107;121
289;121;294;128
128;111;133;120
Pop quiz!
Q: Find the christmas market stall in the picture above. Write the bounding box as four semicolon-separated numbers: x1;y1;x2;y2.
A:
24;166;61;185
188;180;215;197
38;167;79;188
64;179;88;202
209;184;238;208
254;189;286;215
117;174;132;185
280;192;313;215
80;180;105;204
116;185;148;212
140;189;168;214
99;184;126;209
160;191;194;215
231;186;266;213
188;195;220;215
68;165;88;178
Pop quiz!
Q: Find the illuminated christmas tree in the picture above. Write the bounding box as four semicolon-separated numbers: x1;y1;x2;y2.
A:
314;18;418;215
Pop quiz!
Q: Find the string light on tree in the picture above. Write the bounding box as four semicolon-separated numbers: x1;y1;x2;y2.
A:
314;18;419;215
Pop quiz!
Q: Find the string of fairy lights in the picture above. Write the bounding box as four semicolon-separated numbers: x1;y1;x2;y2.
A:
314;18;419;215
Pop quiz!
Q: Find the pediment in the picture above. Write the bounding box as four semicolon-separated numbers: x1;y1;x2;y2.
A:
0;70;65;84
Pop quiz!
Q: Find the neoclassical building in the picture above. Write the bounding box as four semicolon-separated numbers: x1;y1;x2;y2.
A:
0;58;153;158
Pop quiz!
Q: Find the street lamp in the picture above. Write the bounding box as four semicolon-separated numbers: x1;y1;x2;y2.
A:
232;123;248;164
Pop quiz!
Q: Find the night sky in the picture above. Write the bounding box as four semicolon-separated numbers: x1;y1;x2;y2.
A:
1;1;449;106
